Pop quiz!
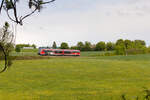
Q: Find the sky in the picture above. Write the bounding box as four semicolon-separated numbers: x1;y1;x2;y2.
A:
1;0;150;47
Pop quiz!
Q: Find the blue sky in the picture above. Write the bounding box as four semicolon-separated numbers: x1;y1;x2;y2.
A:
1;0;150;47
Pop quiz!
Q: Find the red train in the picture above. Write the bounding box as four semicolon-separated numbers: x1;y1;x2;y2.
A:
40;49;80;56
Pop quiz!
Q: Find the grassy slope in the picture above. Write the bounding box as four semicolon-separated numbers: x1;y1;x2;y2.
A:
0;54;150;99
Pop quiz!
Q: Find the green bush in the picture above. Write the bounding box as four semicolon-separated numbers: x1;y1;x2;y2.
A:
60;42;69;49
15;46;21;52
104;52;115;56
115;45;125;55
147;47;150;53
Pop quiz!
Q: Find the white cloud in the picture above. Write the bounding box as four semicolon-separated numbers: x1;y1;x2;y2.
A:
12;0;150;46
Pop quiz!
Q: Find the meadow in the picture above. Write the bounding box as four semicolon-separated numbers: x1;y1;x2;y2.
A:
0;50;150;100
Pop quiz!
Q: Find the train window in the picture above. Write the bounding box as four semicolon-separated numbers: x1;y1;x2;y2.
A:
43;50;47;53
55;50;63;53
47;50;53;52
44;50;52;53
64;51;71;54
72;51;79;53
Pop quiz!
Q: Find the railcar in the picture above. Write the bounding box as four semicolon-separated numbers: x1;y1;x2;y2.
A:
40;49;80;56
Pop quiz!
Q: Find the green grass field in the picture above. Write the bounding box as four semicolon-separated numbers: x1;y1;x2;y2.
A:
0;53;150;100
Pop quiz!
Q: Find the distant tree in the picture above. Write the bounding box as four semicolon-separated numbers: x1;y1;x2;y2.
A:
77;42;84;51
95;41;106;51
16;44;35;49
134;40;146;48
32;44;36;49
0;22;14;73
116;39;124;46
115;39;147;55
123;39;134;55
70;46;78;50
115;39;125;55
91;44;96;51
83;41;91;51
60;42;69;49
52;41;57;49
115;45;125;55
124;39;133;49
135;40;146;46
15;45;21;52
106;42;115;51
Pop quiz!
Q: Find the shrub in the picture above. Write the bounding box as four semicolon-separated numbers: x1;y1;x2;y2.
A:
104;52;115;56
115;45;126;55
95;41;106;51
60;42;69;49
15;46;21;52
147;47;150;53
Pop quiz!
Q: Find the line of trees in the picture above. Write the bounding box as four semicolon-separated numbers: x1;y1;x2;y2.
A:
52;39;150;55
52;41;112;51
15;44;36;52
52;41;115;51
15;44;36;49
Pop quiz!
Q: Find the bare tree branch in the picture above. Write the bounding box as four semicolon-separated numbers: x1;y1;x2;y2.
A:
2;0;55;25
10;0;19;23
6;9;17;23
41;0;55;4
21;8;38;24
0;0;5;14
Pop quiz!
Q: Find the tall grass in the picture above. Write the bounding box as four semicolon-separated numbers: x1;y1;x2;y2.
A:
0;55;150;99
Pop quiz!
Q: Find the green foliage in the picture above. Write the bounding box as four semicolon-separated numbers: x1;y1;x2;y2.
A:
95;41;106;51
52;41;57;49
21;49;38;52
115;45;126;55
76;41;92;51
116;39;124;46
77;41;84;51
16;44;36;49
147;46;150;53
134;40;146;48
115;39;125;55
31;44;36;49
115;39;147;55
60;42;69;49
126;47;147;55
70;46;78;50
83;41;92;51
0;22;14;52
55;39;149;54
124;39;133;49
4;21;9;28
106;42;115;51
15;46;21;52
4;0;13;10
104;52;115;56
